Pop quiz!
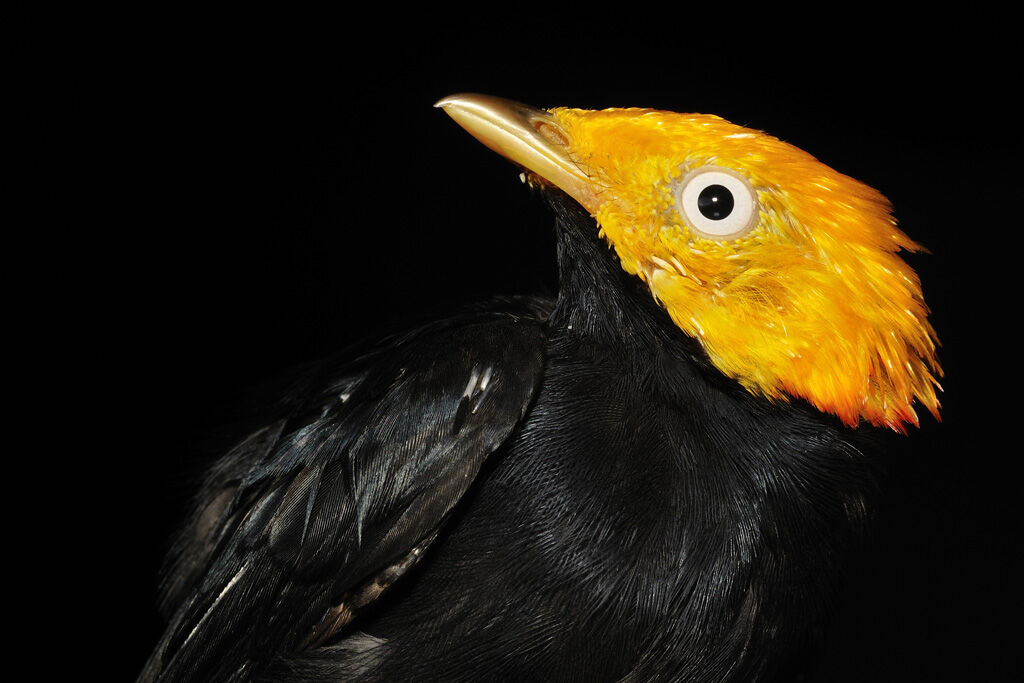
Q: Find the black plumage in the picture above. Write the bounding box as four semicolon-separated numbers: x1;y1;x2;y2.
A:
141;191;879;682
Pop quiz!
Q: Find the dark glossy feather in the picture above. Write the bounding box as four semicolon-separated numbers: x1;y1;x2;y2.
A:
142;193;879;683
140;302;548;682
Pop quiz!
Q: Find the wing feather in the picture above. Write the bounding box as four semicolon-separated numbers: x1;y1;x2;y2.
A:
139;302;549;682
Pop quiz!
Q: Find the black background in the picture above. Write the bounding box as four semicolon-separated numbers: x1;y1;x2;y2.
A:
13;10;1017;681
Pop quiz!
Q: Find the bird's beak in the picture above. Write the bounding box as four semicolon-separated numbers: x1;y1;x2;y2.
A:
435;93;599;212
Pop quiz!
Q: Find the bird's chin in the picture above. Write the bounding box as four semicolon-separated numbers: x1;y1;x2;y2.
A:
521;170;561;193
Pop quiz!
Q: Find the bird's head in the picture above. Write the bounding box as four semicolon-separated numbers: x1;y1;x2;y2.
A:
437;94;941;431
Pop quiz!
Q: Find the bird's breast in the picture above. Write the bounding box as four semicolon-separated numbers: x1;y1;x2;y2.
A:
361;336;875;680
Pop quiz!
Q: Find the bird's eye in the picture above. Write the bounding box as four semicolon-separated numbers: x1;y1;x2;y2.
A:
675;166;758;240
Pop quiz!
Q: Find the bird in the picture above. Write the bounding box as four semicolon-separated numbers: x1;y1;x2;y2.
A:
138;93;942;682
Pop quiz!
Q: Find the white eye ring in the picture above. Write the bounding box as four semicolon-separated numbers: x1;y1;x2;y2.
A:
675;166;759;240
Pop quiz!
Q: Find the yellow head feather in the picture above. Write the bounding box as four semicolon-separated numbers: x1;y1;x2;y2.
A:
551;107;942;430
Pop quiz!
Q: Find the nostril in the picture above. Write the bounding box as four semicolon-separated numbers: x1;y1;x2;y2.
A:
533;119;569;148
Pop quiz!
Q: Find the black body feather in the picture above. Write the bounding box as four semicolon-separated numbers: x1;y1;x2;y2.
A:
141;192;878;682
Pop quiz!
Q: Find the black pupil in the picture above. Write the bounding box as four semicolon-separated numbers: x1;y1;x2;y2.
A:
697;184;734;220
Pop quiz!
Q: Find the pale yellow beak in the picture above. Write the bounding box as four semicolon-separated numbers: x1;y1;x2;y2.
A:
435;94;599;212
